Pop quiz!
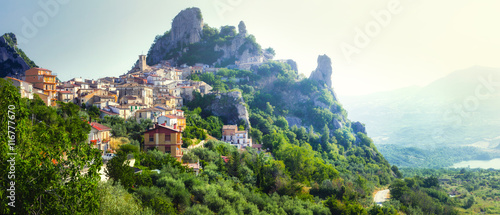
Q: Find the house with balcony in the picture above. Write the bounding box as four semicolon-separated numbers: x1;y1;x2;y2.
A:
143;123;183;162
87;122;112;152
221;125;252;149
24;68;58;106
157;115;177;127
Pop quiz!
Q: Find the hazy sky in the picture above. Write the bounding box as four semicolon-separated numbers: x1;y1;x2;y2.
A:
1;0;499;97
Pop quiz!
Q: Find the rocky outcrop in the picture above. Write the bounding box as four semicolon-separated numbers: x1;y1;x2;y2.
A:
214;31;246;60
238;21;247;36
147;8;204;65
309;55;333;89
332;119;343;130
208;91;251;128
0;33;35;78
351;121;367;134
286;59;298;72
286;116;303;128
170;8;204;45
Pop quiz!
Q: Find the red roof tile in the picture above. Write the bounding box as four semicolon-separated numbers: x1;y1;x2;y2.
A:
90;122;111;131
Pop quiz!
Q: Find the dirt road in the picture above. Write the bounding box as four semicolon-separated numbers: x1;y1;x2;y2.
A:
374;189;390;206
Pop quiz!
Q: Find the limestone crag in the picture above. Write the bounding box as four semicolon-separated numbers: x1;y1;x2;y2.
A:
0;33;34;78
309;55;333;89
214;21;247;60
147;8;204;65
209;91;251;129
286;59;298;72
351;121;367;135
170;8;204;45
238;21;247;36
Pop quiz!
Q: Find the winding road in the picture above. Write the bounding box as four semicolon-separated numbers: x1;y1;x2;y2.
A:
374;189;390;206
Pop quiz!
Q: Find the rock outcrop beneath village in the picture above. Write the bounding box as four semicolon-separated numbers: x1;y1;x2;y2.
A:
147;8;204;65
0;33;35;78
309;55;333;89
208;91;251;129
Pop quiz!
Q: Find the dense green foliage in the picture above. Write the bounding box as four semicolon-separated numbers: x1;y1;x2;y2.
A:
99;115;153;147
0;79;101;214
181;107;224;147
180;61;400;213
389;176;459;215
378;144;494;168
104;139;396;214
400;168;500;214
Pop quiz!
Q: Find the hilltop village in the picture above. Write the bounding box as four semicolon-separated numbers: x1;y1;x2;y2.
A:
4;53;264;164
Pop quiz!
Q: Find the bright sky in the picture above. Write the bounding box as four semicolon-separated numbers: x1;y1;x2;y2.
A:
1;0;500;96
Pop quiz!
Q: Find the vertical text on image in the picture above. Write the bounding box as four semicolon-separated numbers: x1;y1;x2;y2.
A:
7;104;17;208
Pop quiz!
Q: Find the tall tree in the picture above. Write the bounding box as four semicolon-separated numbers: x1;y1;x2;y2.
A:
0;79;102;214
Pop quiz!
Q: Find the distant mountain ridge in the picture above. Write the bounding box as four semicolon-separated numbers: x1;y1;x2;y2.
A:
343;66;500;168
0;33;37;78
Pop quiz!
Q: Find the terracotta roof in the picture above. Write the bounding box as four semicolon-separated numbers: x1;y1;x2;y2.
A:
162;115;177;119
33;67;51;71
223;125;238;130
90;122;111;131
59;91;72;94
151;124;180;133
100;109;118;115
5;77;29;83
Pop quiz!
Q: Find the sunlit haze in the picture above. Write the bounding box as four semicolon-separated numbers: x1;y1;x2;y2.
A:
1;0;499;96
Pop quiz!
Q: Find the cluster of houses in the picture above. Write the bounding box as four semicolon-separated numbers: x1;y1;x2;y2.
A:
4;55;260;168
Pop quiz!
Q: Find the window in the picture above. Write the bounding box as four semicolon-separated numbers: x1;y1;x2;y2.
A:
165;134;170;141
149;136;154;142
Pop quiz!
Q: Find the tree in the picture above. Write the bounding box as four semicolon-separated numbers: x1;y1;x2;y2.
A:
119;143;139;154
87;105;100;119
98;181;154;215
105;151;135;189
274;116;288;130
265;102;274;115
0;79;102;214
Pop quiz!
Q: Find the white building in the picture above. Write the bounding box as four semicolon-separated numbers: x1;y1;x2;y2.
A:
221;125;252;149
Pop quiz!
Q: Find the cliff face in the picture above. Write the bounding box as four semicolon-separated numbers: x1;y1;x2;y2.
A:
0;33;35;78
208;91;251;129
309;55;333;89
146;8;265;67
147;8;204;65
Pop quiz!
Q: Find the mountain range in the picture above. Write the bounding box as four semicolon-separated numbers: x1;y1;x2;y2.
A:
343;66;500;168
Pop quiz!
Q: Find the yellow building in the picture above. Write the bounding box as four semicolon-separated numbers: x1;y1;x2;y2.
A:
143;124;183;162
